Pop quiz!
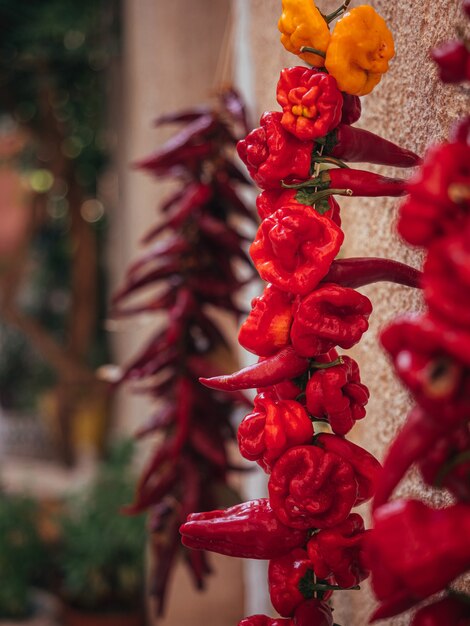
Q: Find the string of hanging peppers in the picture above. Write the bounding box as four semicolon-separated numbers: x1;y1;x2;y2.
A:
108;91;258;614
179;1;430;624
366;4;470;624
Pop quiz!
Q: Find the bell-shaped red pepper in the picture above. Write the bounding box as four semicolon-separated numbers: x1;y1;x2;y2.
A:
256;188;341;225
237;112;313;189
239;285;294;357
410;595;470;626
381;315;470;423
314;433;381;505
367;499;470;621
306;513;369;588
291;284;372;357
276;66;343;141
238;392;314;472
293;600;334;626
398;142;470;247
424;228;470;329
179;498;309;559
250;205;344;296
268;445;357;529
306;355;369;435
268;548;316;617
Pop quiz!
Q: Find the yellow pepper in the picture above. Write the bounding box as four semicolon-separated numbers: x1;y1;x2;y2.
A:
278;0;331;67
325;5;395;96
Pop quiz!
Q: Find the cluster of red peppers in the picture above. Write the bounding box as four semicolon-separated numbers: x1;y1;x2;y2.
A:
179;2;426;624
110;91;258;614
367;3;470;624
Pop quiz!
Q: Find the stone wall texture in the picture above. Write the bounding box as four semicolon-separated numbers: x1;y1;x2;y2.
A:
235;1;469;624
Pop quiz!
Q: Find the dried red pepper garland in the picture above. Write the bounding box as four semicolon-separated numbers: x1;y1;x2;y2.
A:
366;4;470;624
179;2;424;624
109;91;258;614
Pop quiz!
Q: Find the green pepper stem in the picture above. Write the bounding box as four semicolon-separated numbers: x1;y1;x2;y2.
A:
311;584;360;591
300;46;327;59
312;155;350;169
310;356;344;369
325;0;351;23
434;449;470;488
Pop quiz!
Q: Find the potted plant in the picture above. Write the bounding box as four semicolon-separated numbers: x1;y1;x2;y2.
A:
57;441;146;626
0;493;51;624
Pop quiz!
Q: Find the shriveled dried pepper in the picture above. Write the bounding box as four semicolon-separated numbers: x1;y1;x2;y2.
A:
238;392;313;472
325;6;395;96
290;283;372;357
306;355;369;435
268;445;358;529
276;67;343;141
250;205;344;295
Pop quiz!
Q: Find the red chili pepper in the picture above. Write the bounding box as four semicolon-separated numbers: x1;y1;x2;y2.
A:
340;93;361;125
306;513;369;588
237;112;313;189
268;548;316;617
430;40;470;83
239;284;294;357
372;406;447;510
367;499;470;621
397;142;470;247
464;0;470;17
306;355;369;435
314;433;381;505
291;284;372;357
423;229;470;329
451;115;470;145
323;257;422;289
380;315;470;422
327;123;421;167
250;204;344;296
256;188;341;225
322;167;408;196
410;595;470;626
268;445;358;529
239;617;291;626
134;405;176;439
418;423;470;502
179;499;309;559
293;600;334;626
153;105;212;126
238;392;313;472
276;66;343;141
199;346;309;391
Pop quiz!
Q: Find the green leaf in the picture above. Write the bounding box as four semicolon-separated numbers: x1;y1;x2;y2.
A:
298;568;315;600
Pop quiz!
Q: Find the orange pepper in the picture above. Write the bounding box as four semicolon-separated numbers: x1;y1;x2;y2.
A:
278;0;331;67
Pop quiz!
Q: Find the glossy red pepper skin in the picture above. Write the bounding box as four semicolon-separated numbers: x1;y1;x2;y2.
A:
256;188;341;225
324;167;407;196
239;285;294;357
276;67;343;141
367;500;470;622
423;229;470;329
410;595;470;626
329;123;421;167
431;40;470;83
398;142;470;247
340;94;361;125
199;346;309;391
293;600;334;626
250;204;344;295
306;513;369;588
237;112;313;189
238;616;291;626
314;433;381;505
179;499;309;559
291;283;372;357
323;257;422;289
268;445;358;529
381;315;470;421
238;392;314;472
306;355;369;435
268;548;315;617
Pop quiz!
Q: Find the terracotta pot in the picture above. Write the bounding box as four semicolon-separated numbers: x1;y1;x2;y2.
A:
62;605;145;626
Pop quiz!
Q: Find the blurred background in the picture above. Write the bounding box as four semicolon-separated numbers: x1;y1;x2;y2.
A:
0;1;465;626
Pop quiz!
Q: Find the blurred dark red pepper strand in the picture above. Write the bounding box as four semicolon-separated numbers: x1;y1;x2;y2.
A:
367;4;470;621
109;90;258;616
